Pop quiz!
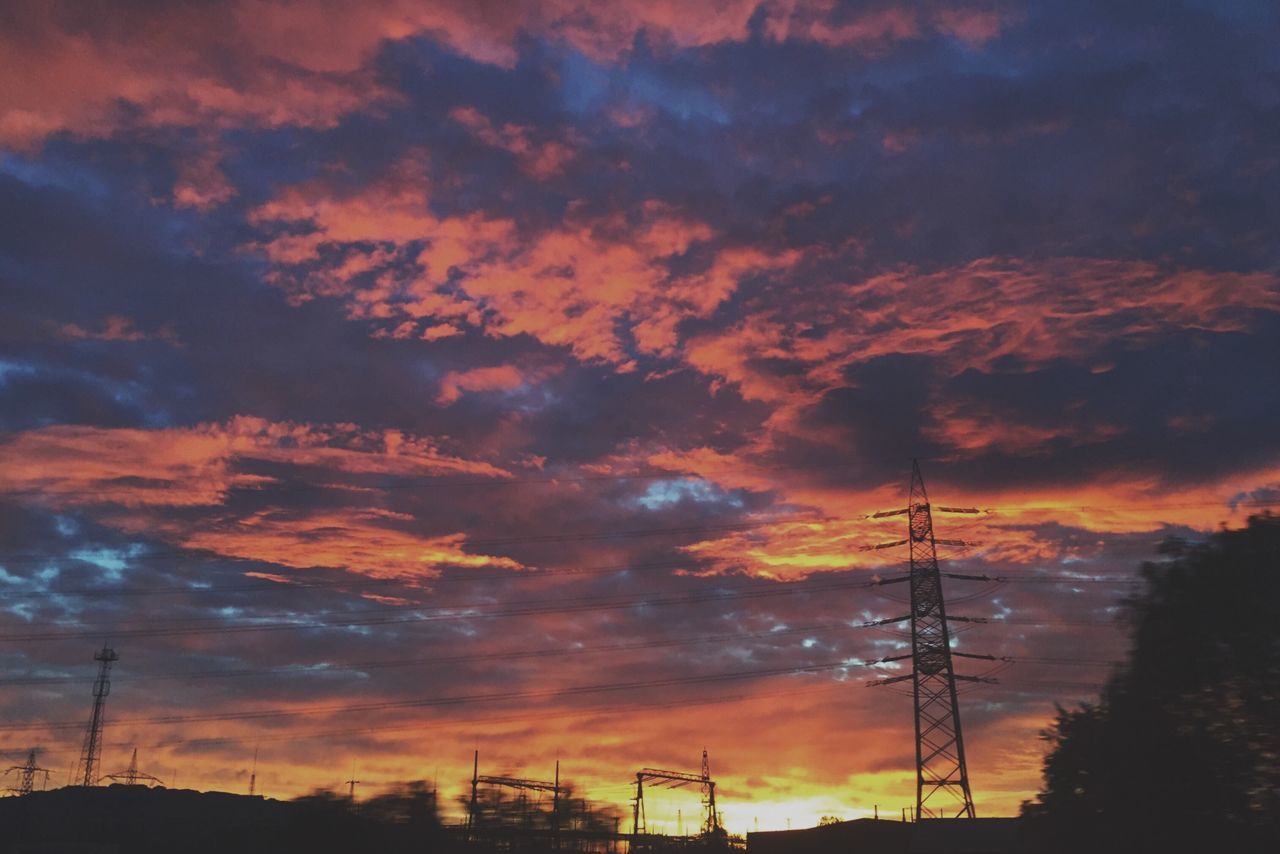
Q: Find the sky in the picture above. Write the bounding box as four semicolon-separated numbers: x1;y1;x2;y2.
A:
1;0;1279;831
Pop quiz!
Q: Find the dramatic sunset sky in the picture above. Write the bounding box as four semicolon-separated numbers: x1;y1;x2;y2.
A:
2;0;1278;831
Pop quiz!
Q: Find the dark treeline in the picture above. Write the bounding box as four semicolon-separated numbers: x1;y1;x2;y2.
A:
1022;515;1280;853
0;783;448;854
0;779;653;853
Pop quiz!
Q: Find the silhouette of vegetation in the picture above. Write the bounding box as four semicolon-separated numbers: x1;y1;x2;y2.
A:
1023;515;1280;852
0;782;448;853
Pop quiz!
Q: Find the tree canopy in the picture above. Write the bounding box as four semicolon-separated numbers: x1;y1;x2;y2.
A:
1023;514;1280;852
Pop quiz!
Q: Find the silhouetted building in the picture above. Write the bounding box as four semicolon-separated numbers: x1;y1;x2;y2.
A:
910;819;1024;854
746;817;1025;854
748;818;910;854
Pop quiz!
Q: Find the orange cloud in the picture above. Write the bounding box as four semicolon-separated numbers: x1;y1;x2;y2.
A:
0;415;511;507
59;315;179;345
449;106;576;179
249;158;799;366
922;401;1126;458
138;508;523;579
172;147;237;211
684;257;1280;443
0;417;529;578
437;365;534;405
1;1;1010;150
610;440;1280;580
0;2;383;151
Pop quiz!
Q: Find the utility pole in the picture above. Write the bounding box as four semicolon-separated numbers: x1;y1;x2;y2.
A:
468;756;562;842
632;773;644;838
468;750;479;832
5;749;52;795
76;645;118;786
345;762;360;803
552;759;561;845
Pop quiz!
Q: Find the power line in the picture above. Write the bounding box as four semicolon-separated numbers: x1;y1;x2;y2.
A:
2;680;859;760
0;561;1143;603
0;622;862;687
0;460;865;501
2;664;1115;761
0;655;900;733
0;576;905;643
0;557;702;600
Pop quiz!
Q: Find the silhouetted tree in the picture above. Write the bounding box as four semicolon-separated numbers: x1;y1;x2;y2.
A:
1023;515;1280;852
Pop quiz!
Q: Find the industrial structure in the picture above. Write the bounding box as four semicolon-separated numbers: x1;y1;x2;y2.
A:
461;752;629;851
631;750;725;850
3;460;1020;845
105;748;164;787
467;751;563;830
4;749;52;795
75;645;119;787
867;461;993;819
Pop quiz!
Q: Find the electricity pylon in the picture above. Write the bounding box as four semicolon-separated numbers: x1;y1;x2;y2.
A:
632;750;719;842
105;748;162;786
5;749;51;795
76;645;118;786
868;461;985;819
904;460;976;818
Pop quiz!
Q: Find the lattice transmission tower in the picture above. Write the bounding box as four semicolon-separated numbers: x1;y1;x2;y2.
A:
76;645;119;786
105;747;163;786
5;749;52;795
868;461;992;819
905;460;975;818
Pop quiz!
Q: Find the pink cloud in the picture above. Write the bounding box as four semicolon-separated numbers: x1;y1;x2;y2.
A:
449;106;576;179
59;315;179;345
248;157;800;367
436;364;532;405
1;1;1011;150
0;415;512;508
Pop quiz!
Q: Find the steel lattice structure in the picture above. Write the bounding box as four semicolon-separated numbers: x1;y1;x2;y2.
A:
76;645;118;787
631;749;719;840
467;751;562;837
105;747;163;786
905;460;976;819
5;749;51;795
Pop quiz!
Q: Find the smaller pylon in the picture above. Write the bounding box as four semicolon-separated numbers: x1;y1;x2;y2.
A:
345;761;360;803
248;748;258;796
5;749;52;795
105;748;163;786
